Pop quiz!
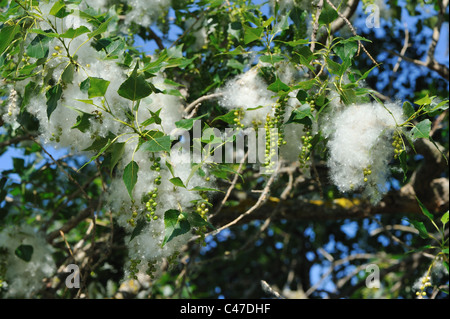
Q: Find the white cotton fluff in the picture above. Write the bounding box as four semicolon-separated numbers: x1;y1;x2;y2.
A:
1;87;21;131
0;225;56;298
123;0;171;28
324;102;405;203
218;69;276;126
413;261;449;293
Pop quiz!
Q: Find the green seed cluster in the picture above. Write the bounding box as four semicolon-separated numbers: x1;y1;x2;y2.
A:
129;258;141;280
307;97;316;113
127;208;138;227
299;126;313;169
194;195;211;246
49;127;63;143
0;258;6;289
233;108;245;129
263;99;288;171
392;132;403;159
167;251;180;267
93;110;103;124
264;119;278;171
195;200;210;220
145;187;159;222
150;156;162;173
146;260;157;279
416;275;431;299
363;165;372;182
251;119;263;131
52;45;63;57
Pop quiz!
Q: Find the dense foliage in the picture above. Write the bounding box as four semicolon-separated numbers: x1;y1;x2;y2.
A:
0;0;448;299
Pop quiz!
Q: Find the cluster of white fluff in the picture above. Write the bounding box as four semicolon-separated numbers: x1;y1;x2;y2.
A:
0;225;56;298
413;260;449;298
217;68;277;126
87;0;171;29
1;87;20;131
322;101;406;203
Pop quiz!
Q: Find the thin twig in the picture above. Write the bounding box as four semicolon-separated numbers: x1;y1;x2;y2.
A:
310;0;324;54
184;92;224;117
211;151;248;218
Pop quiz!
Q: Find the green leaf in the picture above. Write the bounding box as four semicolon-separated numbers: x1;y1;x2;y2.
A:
0;24;21;55
296;90;308;103
415;196;434;221
189;186;223;193
26;33;52;59
414;94;434;106
123;161;139;199
169;177;186;188
326;57;342;75
409;220;429;239
71;109;95;133
290;6;307;26
49;0;66;16
88;17;113;39
427;100;449;113
334;41;358;62
109;142;125;176
398;150;408;182
149;109;162;125
293;79;316;90
286;104;313;125
140;109;162;127
267;78;290;93
441;211;449;227
411;119;431;139
143;131;172;153
259;54;284;65
358;65;377;82
276;39;309;47
79;138;114;171
46;84;63;119
87;77;110;98
83;133;115;152
319;2;338;25
244;25;264;44
162;209;191;247
15;244;34;262
80;77;90;93
402;101;415;119
61;63;75;84
186;211;215;230
212;109;238;125
60;26;90;39
272;14;289;35
118;64;153;101
20;81;40;113
228;21;242;40
175;113;208;130
129;218;146;242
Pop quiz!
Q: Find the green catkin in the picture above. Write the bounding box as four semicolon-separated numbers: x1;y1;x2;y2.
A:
299;126;312;169
392;131;403;159
233;108;245;129
264;96;288;172
129;258;141;280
